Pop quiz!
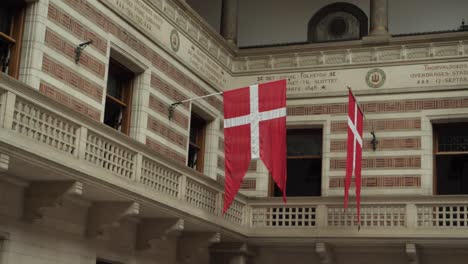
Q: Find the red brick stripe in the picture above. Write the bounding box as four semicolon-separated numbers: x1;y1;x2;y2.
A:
42;55;103;102
61;0;223;111
329;175;421;188
330;118;421;133
146;137;186;164
288;97;468;116
39;81;101;121
47;4;107;54
330;156;421;170
249;161;257;171
148;95;188;129
151;74;188;109
44;28;106;78
330;137;421;152
147;116;187;149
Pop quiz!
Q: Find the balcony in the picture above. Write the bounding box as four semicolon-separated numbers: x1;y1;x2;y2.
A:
1;73;468;243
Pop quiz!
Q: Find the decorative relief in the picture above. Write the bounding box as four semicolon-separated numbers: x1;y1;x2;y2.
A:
434;44;458;57
163;1;176;20
325;53;347;64
365;68;386;88
352;51;372;63
233;41;468;75
170;29;180;52
175;13;188;30
378;49;401;61
187;24;198;39
406;47;429;59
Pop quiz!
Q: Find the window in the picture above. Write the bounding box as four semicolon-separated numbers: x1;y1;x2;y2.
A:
0;0;26;78
307;3;368;43
434;123;468;195
273;129;323;197
188;112;206;172
104;58;134;134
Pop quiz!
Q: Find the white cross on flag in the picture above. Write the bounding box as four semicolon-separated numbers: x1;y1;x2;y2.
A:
344;88;364;223
223;80;287;213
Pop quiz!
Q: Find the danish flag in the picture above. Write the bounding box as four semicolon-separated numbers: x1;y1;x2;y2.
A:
344;88;364;223
223;80;287;213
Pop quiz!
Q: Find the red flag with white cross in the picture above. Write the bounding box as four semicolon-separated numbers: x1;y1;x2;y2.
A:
344;88;364;224
223;80;287;213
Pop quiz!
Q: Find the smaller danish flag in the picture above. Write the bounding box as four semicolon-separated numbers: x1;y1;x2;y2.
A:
344;88;364;224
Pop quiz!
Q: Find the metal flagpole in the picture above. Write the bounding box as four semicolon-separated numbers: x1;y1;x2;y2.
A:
346;85;366;231
168;91;223;119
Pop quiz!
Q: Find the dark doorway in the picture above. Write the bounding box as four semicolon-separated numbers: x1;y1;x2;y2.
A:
274;129;322;197
434;122;468;194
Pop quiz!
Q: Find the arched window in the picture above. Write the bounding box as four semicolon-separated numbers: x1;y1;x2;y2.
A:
308;3;368;43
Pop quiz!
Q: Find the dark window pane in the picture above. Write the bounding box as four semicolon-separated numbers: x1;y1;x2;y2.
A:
104;100;123;130
188;112;206;172
437;124;468;152
106;74;122;99
436;155;468;194
275;158;322;197
0;8;12;34
287;130;322;156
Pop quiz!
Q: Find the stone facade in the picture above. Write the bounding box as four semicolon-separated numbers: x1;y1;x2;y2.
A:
1;0;468;263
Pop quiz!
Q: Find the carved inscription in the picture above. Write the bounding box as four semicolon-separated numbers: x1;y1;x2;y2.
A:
409;63;468;85
187;45;227;88
233;61;468;96
256;71;339;94
100;0;164;36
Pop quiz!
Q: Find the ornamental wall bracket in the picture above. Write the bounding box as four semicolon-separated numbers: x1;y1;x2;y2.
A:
370;130;379;151
75;40;93;64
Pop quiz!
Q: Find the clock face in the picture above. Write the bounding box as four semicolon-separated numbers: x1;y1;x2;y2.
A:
315;12;360;42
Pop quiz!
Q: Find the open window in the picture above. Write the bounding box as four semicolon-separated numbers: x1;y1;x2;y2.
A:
188;112;207;173
104;58;134;134
0;0;26;78
273;128;323;197
434;122;468;195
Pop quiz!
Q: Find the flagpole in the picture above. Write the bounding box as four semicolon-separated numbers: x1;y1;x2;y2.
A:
346;85;364;231
346;86;365;119
168;91;223;119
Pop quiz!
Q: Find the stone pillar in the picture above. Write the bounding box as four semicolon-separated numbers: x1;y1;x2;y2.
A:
369;0;389;36
221;0;238;45
19;0;49;89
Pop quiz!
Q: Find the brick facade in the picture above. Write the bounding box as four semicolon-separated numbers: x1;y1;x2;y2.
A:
42;55;103;102
330;137;421;152
145;137;186;164
330;156;421;170
147;116;187;149
39;81;101;121
289;97;468;116
329;175;421;188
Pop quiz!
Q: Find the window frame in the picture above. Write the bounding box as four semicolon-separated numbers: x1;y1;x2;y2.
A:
0;1;26;78
188;112;207;173
104;58;134;135
433;122;468;195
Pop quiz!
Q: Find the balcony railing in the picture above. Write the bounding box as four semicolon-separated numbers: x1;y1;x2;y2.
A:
1;74;468;238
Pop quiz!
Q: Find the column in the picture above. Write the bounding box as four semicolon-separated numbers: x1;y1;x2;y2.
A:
369;0;389;36
221;0;238;45
19;0;49;89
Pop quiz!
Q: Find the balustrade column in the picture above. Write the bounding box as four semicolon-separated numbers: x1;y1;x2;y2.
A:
221;0;238;45
0;91;16;129
369;0;389;36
